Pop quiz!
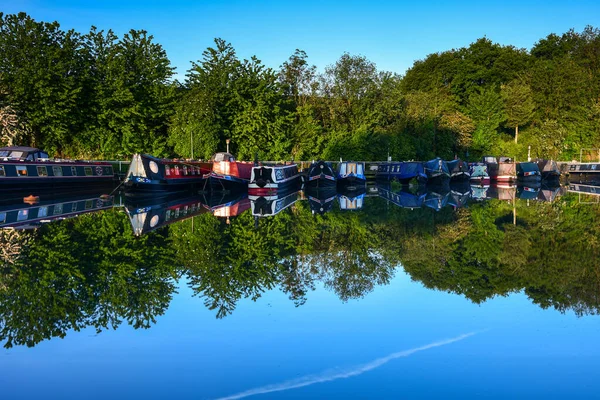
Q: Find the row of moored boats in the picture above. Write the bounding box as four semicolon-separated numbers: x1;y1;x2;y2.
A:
0;146;562;199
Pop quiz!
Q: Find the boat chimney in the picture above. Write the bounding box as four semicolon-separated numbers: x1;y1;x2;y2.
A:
254;151;259;167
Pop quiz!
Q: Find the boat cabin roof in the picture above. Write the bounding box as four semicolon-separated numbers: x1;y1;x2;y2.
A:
211;152;236;162
0;146;49;161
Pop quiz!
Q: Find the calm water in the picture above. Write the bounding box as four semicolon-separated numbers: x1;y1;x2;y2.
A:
1;184;600;399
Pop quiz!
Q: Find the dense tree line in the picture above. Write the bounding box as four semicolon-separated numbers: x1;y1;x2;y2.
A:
1;12;599;161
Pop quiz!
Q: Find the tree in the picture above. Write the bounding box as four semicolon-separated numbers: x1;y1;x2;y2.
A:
501;80;536;144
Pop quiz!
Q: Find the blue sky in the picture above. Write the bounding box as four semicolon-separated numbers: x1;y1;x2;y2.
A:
4;0;600;80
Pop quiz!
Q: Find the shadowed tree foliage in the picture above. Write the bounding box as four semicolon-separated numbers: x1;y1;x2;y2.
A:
0;211;177;348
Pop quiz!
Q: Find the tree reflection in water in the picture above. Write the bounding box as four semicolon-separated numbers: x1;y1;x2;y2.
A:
1;191;600;348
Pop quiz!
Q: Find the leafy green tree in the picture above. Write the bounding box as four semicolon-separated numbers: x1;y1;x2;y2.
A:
501;80;536;144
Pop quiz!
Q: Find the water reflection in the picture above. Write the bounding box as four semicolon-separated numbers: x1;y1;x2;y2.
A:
1;181;600;349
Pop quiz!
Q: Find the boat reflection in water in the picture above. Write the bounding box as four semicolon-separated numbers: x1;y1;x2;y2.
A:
124;194;208;236
202;192;250;220
0;190;114;229
305;187;337;215
250;190;301;217
338;186;367;211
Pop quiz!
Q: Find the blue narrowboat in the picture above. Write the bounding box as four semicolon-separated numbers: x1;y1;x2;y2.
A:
0;146;114;192
516;162;542;183
306;161;337;189
376;161;427;184
447;159;471;181
336;161;366;189
423;158;450;183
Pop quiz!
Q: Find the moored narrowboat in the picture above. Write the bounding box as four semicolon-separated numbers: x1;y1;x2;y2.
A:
306;160;337;189
469;162;490;185
209;152;254;192
337;161;366;189
447;159;470;181
535;159;561;181
0;146;114;191
517;162;542;183
423;158;450;183
483;156;517;183
248;163;301;196
124;153;211;196
376;161;427;184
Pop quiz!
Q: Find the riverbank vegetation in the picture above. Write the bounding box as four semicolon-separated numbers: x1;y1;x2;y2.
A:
1;11;600;161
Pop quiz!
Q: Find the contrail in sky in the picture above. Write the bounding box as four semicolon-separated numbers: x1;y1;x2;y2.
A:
213;331;479;400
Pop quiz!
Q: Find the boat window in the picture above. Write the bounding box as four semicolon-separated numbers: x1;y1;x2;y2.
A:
54;204;63;214
0;166;4;176
71;203;78;212
10;151;23;159
53;166;63;176
0;212;5;223
39;152;49;159
174;166;180;175
17;210;29;221
84;167;93;176
25;154;34;161
16;166;27;176
37;166;48;177
0;150;9;157
38;206;48;218
165;166;171;176
71;166;78;176
85;200;93;210
183;166;188;175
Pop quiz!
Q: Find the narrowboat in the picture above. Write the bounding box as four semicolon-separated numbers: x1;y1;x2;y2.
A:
304;187;337;214
447;159;470;181
483;156;516;183
423;158;450;183
517;162;542;183
209;152;254;192
376;161;427;184
249;190;301;217
0;192;114;229
125;194;207;236
124;153;211;196
535;159;561;181
0;146;114;191
469;162;490;185
337;161;366;189
566;163;600;185
305;160;337;189
248;163;301;196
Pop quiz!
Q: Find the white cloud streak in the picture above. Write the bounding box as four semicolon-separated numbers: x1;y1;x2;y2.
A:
213;331;479;400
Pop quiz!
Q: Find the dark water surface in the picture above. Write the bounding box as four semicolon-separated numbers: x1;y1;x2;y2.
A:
1;185;600;399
